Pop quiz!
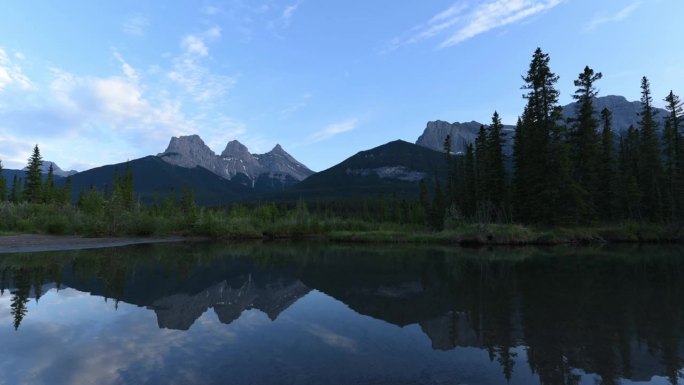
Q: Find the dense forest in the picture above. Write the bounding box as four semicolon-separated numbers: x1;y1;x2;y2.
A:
423;48;683;229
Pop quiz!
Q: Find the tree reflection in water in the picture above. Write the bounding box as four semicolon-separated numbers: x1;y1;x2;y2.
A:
1;243;683;384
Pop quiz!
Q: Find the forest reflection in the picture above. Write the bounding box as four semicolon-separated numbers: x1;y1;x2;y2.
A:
1;242;684;385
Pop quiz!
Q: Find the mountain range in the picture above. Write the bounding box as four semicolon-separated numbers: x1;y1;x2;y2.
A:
157;135;313;188
1;95;668;205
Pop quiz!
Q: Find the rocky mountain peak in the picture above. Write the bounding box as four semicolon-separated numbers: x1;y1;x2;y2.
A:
157;135;220;172
221;140;251;158
158;135;314;185
270;144;285;154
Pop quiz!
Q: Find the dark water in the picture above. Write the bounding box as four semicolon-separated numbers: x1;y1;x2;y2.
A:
1;242;684;385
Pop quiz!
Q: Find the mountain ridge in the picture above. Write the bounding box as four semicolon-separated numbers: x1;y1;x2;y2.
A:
158;135;314;186
416;95;669;153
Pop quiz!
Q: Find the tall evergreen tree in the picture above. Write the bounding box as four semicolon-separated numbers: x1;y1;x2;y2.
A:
637;77;663;221
24;144;43;203
597;108;618;220
0;160;7;203
514;48;575;223
570;66;602;222
486;111;507;208
462;143;476;219
43;163;55;204
663;91;683;220
475;124;488;201
618;125;642;220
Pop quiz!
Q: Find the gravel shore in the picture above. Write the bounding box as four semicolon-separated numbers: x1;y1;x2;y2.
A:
0;234;188;254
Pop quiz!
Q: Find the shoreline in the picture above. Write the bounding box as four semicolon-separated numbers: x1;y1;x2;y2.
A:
0;234;193;254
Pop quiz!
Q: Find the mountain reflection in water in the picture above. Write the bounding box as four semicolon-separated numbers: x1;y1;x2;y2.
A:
1;242;683;385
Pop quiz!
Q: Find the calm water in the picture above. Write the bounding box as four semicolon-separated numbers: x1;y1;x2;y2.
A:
1;242;684;385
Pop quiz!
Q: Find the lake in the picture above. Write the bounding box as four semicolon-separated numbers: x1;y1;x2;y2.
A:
1;242;683;385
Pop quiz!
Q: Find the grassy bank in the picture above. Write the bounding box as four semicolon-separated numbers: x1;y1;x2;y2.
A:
1;202;682;245
328;223;684;245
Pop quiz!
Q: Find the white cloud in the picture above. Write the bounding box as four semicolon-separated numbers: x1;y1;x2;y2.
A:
122;14;150;36
0;47;32;91
383;0;564;52
170;28;237;103
203;5;221;15
113;51;138;82
311;119;358;142
584;1;641;32
181;35;209;57
282;1;301;25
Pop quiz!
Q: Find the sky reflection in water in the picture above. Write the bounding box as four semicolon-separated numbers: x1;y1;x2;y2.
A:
0;242;682;385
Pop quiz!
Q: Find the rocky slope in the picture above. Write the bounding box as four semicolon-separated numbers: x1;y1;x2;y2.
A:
158;135;314;186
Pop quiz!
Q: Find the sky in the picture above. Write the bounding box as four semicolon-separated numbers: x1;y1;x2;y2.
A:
0;0;682;172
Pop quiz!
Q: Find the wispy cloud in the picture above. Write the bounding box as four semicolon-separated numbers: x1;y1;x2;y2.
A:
311;119;357;142
168;27;237;103
122;14;150;36
584;1;641;32
382;0;563;52
282;1;302;26
0;47;32;91
203;5;221;16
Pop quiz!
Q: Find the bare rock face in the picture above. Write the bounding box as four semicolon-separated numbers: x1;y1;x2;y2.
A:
158;136;314;184
157;135;222;174
254;144;314;182
416;95;668;154
416;120;484;154
562;95;667;132
416;120;515;154
219;140;264;180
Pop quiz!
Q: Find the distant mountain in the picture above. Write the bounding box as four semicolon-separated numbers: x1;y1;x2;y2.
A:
21;161;78;177
157;135;313;189
416;120;516;154
416;95;668;153
65;156;251;206
286;140;447;200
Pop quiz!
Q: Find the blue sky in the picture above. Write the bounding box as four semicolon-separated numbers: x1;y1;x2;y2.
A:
0;0;681;172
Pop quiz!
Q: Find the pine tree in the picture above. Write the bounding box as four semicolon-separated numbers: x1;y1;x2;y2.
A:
462;143;476;219
597;108;618;220
637;77;664;221
570;66;602;221
475;124;488;201
0;160;7;203
486;111;507;211
443;134;457;208
663;91;683;220
24;144;43;203
618;126;641;220
43;163;55;204
514;48;575;224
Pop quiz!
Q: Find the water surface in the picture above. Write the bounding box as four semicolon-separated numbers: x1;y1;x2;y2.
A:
1;242;683;385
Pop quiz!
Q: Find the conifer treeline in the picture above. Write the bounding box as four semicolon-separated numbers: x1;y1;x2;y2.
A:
424;48;683;228
0;145;72;205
